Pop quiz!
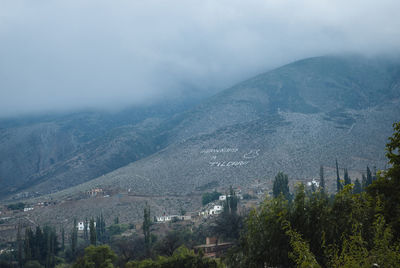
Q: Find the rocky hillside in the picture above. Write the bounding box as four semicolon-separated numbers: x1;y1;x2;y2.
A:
38;55;400;198
2;55;400;200
0;99;200;199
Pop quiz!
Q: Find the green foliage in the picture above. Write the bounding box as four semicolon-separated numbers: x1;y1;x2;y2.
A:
25;260;44;268
283;221;321;268
96;214;107;243
73;245;117;268
242;193;255;200
6;202;25;210
319;165;325;193
344;168;351;185
368;121;400;239
143;204;152;254
201;191;222;206
125;245;223;268
336;159;343;192
107;224;129;237
90;218;96;246
21;225;59;267
272;172;291;200
353;179;362;194
71;218;78;258
231;194;290;267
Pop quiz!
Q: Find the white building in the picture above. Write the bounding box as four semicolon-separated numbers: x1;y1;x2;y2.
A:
77;221;96;231
155;215;191;222
209;205;223;215
23;207;34;212
307;179;320;188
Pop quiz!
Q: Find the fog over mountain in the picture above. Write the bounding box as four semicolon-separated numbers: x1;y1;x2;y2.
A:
1;0;400;116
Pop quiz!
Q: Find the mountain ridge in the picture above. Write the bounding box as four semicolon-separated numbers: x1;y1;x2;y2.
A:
2;55;400;201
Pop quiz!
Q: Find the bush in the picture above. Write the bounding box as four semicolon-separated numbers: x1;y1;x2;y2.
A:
6;202;25;210
202;192;222;206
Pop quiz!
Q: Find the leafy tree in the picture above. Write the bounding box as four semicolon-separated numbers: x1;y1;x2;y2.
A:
273;172;291;200
201;191;222;206
231;194;290;267
7;202;25;210
24;261;44;268
368;121;400;240
283;221;321;268
73;245;117;268
126;245;223;268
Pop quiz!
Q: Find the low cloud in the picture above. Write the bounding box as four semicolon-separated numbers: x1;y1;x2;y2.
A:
1;0;399;117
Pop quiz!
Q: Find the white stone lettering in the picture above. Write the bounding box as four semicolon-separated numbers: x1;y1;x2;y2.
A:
243;149;260;159
209;161;249;167
201;148;238;154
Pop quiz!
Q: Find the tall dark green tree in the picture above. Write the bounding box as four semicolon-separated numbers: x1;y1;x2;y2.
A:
273;172;291;200
368;121;400;240
353;178;362;194
319;165;325;193
96;213;106;243
344;168;351;185
336;159;342;192
17;223;23;267
362;173;367;190
24;228;34;262
143;204;152;252
71;218;78;257
367;166;373;186
61;226;65;251
90;218;97;246
83;218;88;242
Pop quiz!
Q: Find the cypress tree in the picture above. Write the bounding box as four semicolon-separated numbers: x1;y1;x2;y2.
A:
273;172;291;200
353;178;362;194
17;223;23;267
83;218;88;241
71;218;78;256
319;165;325;193
336;159;342;192
143;204;151;251
344;168;351;185
89;218;96;245
34;226;42;261
24;228;33;262
61;226;65;251
367;166;373;186
362;173;367;190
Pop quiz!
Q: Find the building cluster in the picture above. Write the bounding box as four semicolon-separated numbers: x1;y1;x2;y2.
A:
77;221;96;231
194;237;234;258
198;204;223;217
87;188;104;197
155;214;191;223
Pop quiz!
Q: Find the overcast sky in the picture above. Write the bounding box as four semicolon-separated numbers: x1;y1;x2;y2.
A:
1;0;399;117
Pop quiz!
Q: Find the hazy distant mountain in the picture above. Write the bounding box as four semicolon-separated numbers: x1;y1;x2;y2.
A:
0;99;202;199
1;55;400;200
57;55;400;196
